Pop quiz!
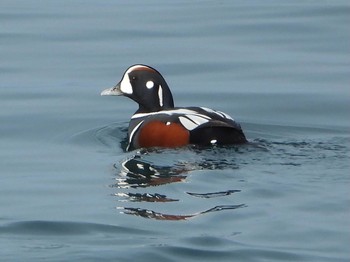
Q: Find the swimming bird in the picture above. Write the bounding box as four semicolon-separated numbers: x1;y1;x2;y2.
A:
101;64;247;150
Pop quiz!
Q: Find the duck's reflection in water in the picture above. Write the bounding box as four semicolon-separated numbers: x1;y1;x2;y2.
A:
115;192;179;203
111;154;188;189
119;204;246;221
111;151;245;220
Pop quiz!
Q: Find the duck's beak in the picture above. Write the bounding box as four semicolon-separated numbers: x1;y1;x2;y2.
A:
101;82;123;96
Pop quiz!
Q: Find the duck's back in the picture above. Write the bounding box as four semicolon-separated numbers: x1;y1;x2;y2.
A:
127;106;247;150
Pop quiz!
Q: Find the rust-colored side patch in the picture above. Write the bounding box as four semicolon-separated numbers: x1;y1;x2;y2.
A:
138;121;190;148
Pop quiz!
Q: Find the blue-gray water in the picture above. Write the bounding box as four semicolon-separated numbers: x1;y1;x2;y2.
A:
1;1;349;261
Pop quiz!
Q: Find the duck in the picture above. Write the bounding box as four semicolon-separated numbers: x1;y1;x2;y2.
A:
101;64;247;151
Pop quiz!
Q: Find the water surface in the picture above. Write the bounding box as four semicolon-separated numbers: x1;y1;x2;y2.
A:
0;1;349;261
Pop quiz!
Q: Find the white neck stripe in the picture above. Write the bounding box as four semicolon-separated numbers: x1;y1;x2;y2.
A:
158;85;163;107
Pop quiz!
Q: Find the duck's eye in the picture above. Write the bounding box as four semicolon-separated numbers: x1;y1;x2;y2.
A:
131;76;136;80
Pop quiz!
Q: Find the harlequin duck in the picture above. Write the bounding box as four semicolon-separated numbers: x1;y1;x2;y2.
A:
101;64;247;151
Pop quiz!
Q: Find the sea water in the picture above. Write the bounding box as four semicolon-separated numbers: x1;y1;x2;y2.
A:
0;1;349;261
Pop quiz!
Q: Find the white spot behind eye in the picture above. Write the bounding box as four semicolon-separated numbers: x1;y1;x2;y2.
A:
146;81;154;89
210;139;217;144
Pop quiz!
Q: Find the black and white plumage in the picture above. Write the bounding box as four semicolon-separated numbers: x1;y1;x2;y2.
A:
101;64;247;150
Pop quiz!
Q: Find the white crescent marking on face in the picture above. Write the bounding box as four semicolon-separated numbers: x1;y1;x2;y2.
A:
120;73;133;94
120;65;152;95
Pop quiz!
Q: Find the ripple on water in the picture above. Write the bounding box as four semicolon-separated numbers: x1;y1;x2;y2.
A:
0;220;152;236
68;122;349;221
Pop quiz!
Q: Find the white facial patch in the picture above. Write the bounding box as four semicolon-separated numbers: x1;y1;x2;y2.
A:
119;65;150;95
158;85;163;107
120;73;133;95
146;81;154;89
